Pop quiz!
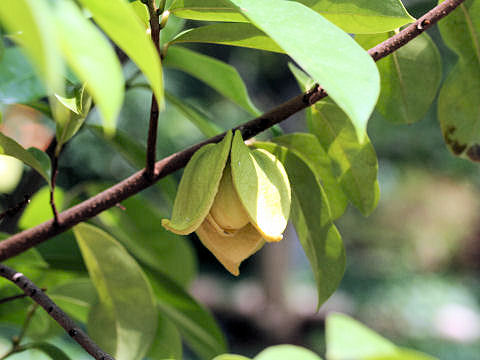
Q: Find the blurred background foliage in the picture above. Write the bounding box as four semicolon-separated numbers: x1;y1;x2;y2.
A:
0;0;479;359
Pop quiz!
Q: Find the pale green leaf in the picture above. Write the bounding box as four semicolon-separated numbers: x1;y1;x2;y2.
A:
131;0;150;29
166;91;222;138
255;345;323;360
171;24;284;53
170;0;247;22
74;223;158;360
297;0;414;34
272;133;348;220
78;0;164;109
437;0;480;161
228;0;380;141
367;349;438;360
254;142;345;307
0;133;51;186
150;271;227;360
19;186;64;228
356;32;442;124
214;355;251;360
147;314;183;360
52;0;124;133
164;46;260;115
326;313;397;360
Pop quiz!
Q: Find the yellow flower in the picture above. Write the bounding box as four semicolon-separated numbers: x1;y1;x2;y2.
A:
162;130;291;275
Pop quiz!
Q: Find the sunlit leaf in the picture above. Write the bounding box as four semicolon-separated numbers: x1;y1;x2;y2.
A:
255;345;323;360
214;355;251;360
170;0;247;22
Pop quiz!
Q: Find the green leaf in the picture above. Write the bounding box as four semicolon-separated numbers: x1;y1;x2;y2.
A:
130;0;150;29
164;46;260;116
326;313;397;360
74;223;158;360
147;314;183;360
254;142;345;308
272;133;347;220
150;271;227;360
0;133;51;186
356;32;442;124
0;0;64;95
170;0;247;22
228;0;380;141
171;23;284;53
19;186;63;228
52;0;124;134
166;91;222;138
437;0;480;161
367;349;438;360
255;345;323;360
49;278;97;323
23;342;72;360
214;355;251;360
78;0;164;109
0;47;47;104
296;0;414;34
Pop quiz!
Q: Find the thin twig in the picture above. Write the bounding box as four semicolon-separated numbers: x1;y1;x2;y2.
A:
0;287;46;305
0;263;115;360
0;0;466;262
145;0;162;180
0;196;30;222
49;155;60;225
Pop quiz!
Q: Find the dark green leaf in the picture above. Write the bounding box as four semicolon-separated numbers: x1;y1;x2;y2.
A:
171;23;283;53
74;223;158;360
255;345;323;360
23;342;72;360
228;0;380;141
254;142;345;308
147;314;183;360
356;32;442;124
296;0;414;34
437;0;480;161
150;270;227;360
0;134;51;186
164;46;260;116
166;91;222;138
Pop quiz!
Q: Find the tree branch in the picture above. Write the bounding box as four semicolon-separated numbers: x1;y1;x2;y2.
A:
145;0;162;180
0;0;466;262
0;263;115;360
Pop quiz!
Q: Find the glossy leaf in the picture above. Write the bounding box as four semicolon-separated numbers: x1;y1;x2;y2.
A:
326;313;397;360
78;0;164;109
255;345;323;360
74;223;158;360
272;133;348;220
150;271;227;360
0;0;63;95
0;47;46;104
162;131;232;234
437;0;480;161
231;131;291;242
23;342;72;360
356;32;442;124
296;0;414;34
52;0;123;133
0;133;51;186
228;0;380;141
49;279;97;323
171;23;284;53
166;91;222;138
254;142;345;307
170;0;247;22
164;47;260;115
147;314;183;360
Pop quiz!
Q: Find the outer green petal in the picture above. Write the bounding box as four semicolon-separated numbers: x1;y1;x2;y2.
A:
196;220;264;276
231;131;291;242
162;131;232;234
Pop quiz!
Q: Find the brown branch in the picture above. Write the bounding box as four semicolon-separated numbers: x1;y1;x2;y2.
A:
0;195;30;222
145;0;162;180
0;0;466;262
49;155;60;225
0;263;115;360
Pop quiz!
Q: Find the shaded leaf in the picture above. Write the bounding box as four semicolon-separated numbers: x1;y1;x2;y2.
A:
171;23;283;53
228;0;379;141
254;142;345;307
150;270;227;360
23;342;72;360
296;0;414;34
437;0;480;161
255;345;323;360
78;0;164;109
164;46;260;116
147;314;183;360
0;133;51;186
356;32;442;124
74;223;158;360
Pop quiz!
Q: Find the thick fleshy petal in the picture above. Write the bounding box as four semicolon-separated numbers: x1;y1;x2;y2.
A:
162;131;232;234
196;219;264;276
231;131;291;242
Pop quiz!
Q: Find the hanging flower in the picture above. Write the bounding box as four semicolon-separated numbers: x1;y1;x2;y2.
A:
162;130;291;275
